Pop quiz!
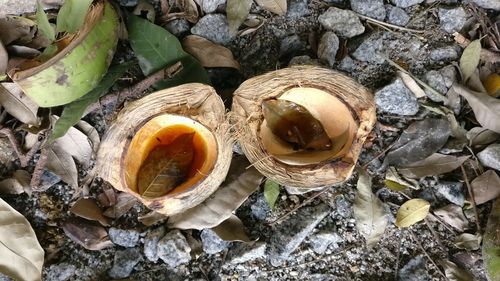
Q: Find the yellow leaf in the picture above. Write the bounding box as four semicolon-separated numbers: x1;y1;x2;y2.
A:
395;198;430;228
484;73;500;97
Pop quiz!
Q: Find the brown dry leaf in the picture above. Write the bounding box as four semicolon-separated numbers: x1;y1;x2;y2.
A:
168;156;263;229
262;99;332;151
163;0;199;23
453;84;500;133
70;198;110;226
433;204;469;232
0;198;44;281
395;198;430;228
396;153;470;179
53;118;93;169
467;70;487;93
137;133;195;198
212;215;251;242
0;82;39;125
138;211;168;226
103;193;137;219
398;71;426;98
454;233;481;250
46;144;78;189
466;127;499;147
62;218;113;251
440;259;476;281
471;170;500;205
182;35;241;70
254;0;286;15
0;170;31;195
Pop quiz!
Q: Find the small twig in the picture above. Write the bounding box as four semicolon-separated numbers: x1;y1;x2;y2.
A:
461;164;481;233
409;231;448;280
355;13;426;34
0;127;41;167
453;32;500;64
30;147;49;189
84;62;183;115
268;187;337;225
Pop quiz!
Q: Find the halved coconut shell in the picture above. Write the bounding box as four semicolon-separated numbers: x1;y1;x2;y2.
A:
9;0;119;107
231;66;376;188
96;83;232;216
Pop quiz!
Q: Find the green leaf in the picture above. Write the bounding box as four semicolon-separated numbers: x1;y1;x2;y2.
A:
227;0;252;33
459;39;481;82
395;198;430;228
483;197;500;281
49;62;133;143
36;1;55;41
56;0;93;33
263;179;280;209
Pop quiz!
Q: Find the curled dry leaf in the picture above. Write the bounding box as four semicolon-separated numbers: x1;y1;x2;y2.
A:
395;198;430;228
182;35;241;70
471;170;500;205
46;144;78;189
52;117;94;168
483;197;500;281
396;153;470;179
0;82;39;125
254;0;287;15
385;118;451;166
0;170;31;195
453;84;500;134
459;39;481;82
0;198;44;281
353;171;388;247
168;156;263;230
70;198;110;226
238;14;266;36
103;192;137;219
398;71;426;98
466;127;499;147
227;0;253;33
62;218;113;251
440;259;476;281
75;120;100;153
454;233;481;250
212;215;251;242
385;166;420;191
433;204;469;232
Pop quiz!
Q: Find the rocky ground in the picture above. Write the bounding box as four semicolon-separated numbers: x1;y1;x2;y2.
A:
0;0;499;280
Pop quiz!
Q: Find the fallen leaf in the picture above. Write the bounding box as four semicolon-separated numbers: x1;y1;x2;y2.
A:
0;41;6;75
168;156;263;230
182;35;241;70
75;120;100;153
138;211;167;226
227;0;253;33
398;71;426;98
56;0;93;33
70;198;110;226
353;171;388;247
237;14;266;36
395;198;430;228
46;144;78;189
454;233;481;250
460;39;481;82
483;73;500;97
103;192;137;219
254;0;287;15
466;127;500;147
263;178;280;209
262;99;332;151
0;170;31;195
62;218;113;251
212;215;251;242
385;166;420;191
138;133;195;198
0;16;36;46
440;259;476;281
53;119;93;168
0;82;39;125
471;170;500;205
483;197;500;281
453;84;500;134
36;1;55;42
385;118;451;166
0;198;44;281
433;204;469;232
396;153;470;179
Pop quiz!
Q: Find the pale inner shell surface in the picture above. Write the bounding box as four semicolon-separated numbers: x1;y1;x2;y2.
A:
259;87;358;165
123;114;218;197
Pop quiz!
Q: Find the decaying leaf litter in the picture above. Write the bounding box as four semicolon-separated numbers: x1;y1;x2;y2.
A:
0;0;499;280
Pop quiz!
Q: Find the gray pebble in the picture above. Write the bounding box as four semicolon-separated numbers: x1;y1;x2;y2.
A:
191;14;234;45
478;143;500;171
351;0;385;21
386;5;410;26
318;7;365;38
375;78;419;116
430;46;459;61
309;231;343;255
109;228;140;248
470;0;500;10
391;0;424;8
438;7;468;33
201;229;229;254
287;0;309;18
434;182;465;206
424;65;456;102
338;56;357;72
45;263;76;281
228;242;267;264
317;32;339;67
165;19;190;36
251;194;272;221
201;0;225;13
335;195;353;218
352;35;385;64
279;35;305;58
157;230;191;267
144;226;166;262
399;255;430;281
0;273;12;281
108;248;143;279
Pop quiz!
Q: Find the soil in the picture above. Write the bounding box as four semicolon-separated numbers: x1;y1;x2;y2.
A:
0;0;498;281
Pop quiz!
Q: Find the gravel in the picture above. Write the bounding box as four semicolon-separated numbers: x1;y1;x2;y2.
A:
385;5;410;26
350;0;386;21
438;7;468;33
430;46;459;61
317;31;339;67
200;229;229;254
398;255;431;281
279;34;305;59
375;78;420;116
44;263;76;281
250;193;272;221
287;0;309;18
471;0;500;10
191;14;233;45
423;65;456;102
318;7;365;38
144;226;166;262
391;0;424;8
434;181;465;206
108;228;140;248
309;231;343;255
352;34;385;64
477;143;500;171
108;248;143;279
164;19;191;36
228;242;267;264
200;0;225;13
157;230;192;267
